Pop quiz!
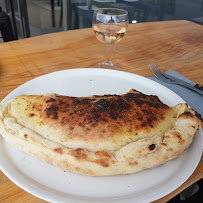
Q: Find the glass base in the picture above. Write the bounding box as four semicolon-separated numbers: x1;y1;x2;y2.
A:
94;61;120;70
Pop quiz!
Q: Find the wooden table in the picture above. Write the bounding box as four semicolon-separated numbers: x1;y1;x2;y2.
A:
0;20;202;202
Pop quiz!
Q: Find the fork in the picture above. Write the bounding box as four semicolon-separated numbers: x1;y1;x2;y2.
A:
149;63;203;95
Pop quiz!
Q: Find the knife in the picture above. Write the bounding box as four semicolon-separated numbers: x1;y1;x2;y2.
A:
163;73;203;95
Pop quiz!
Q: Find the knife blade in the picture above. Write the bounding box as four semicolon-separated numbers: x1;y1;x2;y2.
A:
163;73;203;95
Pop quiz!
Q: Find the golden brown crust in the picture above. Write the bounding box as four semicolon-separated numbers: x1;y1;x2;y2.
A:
7;89;176;151
0;90;201;176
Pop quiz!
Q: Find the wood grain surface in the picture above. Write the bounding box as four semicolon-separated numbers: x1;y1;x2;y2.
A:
0;20;202;203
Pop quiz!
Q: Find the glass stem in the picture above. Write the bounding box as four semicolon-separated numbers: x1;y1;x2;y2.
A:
105;44;111;62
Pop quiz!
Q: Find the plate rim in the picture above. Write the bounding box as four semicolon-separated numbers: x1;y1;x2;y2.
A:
0;68;186;103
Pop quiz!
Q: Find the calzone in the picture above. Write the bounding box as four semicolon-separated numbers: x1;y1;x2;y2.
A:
0;90;201;176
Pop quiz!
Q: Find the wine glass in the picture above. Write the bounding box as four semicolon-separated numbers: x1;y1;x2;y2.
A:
92;8;129;70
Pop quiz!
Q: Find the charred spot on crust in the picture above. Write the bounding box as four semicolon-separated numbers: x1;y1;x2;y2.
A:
137;117;143;121
94;158;112;167
86;115;93;122
93;94;121;98
117;98;131;110
101;118;107;122
31;104;42;111
123;92;168;109
46;105;58;112
91;122;97;127
45;105;58;119
93;95;102;98
81;98;96;103
179;111;202;123
70;148;88;160
142;110;148;115
73;99;81;106
145;101;161;109
141;122;147;127
59;100;65;105
173;132;184;144
69;126;74;130
96;160;109;167
24;134;28;139
91;108;105;113
95;99;110;108
46;98;56;103
179;111;197;120
54;148;63;154
94;97;131;122
149;144;156;150
86;113;101;123
195;112;203;122
182;112;194;117
92;113;101;120
104;94;120;97
72;98;96;106
125;93;143;100
52;112;58;119
29;113;35;117
110;112;118;120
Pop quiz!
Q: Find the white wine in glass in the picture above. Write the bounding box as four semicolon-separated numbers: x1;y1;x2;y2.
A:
92;8;129;70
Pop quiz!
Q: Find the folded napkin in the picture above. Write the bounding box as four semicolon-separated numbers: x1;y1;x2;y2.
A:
149;70;203;118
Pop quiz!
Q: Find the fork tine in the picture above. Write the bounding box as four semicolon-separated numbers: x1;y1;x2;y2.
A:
149;63;162;78
149;63;170;83
150;63;161;78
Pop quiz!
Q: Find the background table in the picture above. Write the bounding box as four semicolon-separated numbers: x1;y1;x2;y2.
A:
0;20;202;202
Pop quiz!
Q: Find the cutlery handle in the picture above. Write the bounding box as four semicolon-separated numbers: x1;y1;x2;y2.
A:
194;84;203;91
180;83;203;96
163;73;203;96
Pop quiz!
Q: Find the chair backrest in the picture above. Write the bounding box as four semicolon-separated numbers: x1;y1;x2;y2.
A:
0;6;16;42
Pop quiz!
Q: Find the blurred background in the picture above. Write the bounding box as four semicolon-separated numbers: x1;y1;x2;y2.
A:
0;0;203;43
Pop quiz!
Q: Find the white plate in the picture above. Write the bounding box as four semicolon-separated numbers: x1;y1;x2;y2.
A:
0;68;202;203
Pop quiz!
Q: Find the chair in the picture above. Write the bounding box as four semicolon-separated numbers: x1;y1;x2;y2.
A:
0;6;16;42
